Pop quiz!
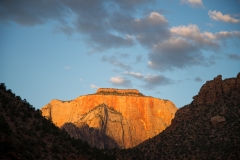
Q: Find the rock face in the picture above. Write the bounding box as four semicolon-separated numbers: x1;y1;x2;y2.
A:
41;88;177;149
61;104;126;149
193;73;240;105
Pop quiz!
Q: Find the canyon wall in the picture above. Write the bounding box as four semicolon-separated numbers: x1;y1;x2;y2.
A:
41;88;177;149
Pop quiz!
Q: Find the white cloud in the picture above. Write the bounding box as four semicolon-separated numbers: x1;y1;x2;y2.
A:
110;76;124;84
90;84;99;89
170;24;200;37
208;10;240;23
181;0;203;7
124;71;144;79
170;24;240;46
148;23;240;71
170;24;218;48
148;12;168;24
109;76;131;87
203;31;215;40
133;12;167;25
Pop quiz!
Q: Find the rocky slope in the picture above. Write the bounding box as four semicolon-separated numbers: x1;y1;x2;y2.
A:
109;73;240;159
0;83;114;160
41;88;177;149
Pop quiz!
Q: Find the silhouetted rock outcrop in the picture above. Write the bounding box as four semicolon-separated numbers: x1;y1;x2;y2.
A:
193;73;240;105
0;83;114;160
108;73;240;159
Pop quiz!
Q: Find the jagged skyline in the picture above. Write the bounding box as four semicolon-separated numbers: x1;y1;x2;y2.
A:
1;0;240;109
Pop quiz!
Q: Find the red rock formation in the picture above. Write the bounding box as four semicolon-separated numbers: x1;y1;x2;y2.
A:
41;88;177;149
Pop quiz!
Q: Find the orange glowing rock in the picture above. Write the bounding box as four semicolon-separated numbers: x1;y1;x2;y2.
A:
41;88;177;149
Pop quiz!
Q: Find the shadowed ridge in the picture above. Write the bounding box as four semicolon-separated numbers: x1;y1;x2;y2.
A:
0;83;115;160
107;73;240;159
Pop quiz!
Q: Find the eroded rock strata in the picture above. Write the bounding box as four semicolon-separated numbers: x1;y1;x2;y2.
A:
41;88;177;149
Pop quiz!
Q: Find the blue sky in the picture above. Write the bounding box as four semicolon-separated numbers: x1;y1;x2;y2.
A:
1;0;240;109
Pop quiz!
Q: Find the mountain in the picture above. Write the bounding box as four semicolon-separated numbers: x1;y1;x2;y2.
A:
109;73;240;159
41;88;177;149
0;83;114;160
2;72;239;160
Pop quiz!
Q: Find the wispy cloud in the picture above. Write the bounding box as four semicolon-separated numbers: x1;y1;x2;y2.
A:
109;76;132;87
119;53;130;59
194;77;203;82
101;55;131;70
228;53;240;61
181;0;204;8
135;55;143;63
79;78;85;82
90;84;99;89
206;23;214;27
64;66;71;70
124;71;144;79
123;71;173;89
208;10;240;23
214;31;240;40
142;74;173;89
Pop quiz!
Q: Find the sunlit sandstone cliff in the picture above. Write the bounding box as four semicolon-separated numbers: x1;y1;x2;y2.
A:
41;88;177;149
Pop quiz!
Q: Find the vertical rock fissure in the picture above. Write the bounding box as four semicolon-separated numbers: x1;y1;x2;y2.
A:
120;117;125;148
128;124;133;147
102;104;108;133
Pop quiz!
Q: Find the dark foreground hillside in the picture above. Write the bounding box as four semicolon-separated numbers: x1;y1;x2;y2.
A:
0;83;115;160
107;73;240;159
